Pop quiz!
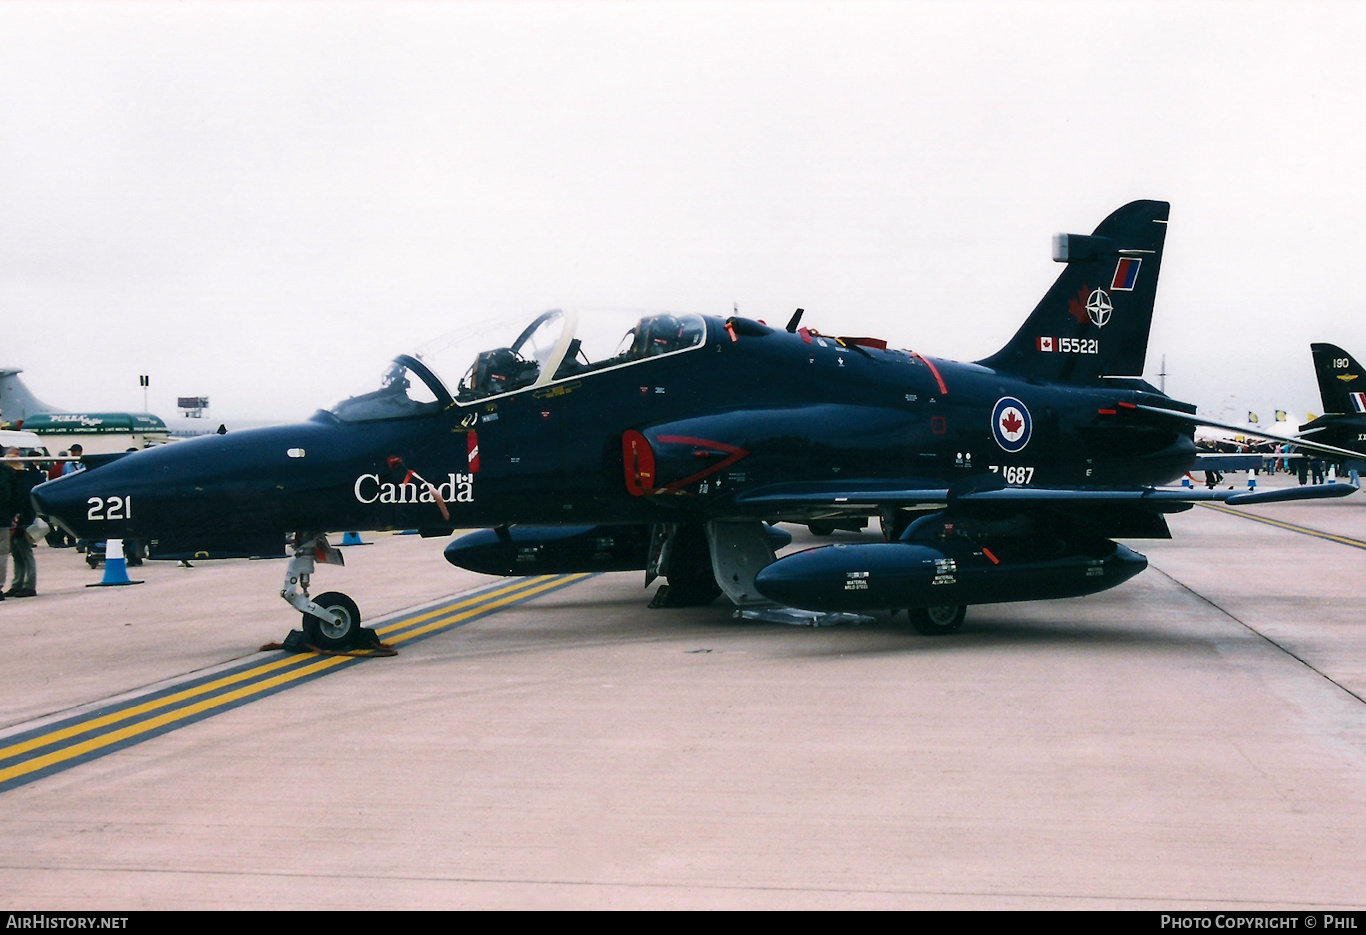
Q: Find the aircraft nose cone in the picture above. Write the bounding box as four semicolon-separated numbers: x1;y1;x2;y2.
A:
29;419;381;545
31;469;113;540
31;430;293;542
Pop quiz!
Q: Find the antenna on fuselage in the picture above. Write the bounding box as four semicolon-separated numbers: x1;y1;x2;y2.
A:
785;308;804;333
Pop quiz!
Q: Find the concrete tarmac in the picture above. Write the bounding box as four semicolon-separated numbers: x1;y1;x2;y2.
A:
2;480;1366;909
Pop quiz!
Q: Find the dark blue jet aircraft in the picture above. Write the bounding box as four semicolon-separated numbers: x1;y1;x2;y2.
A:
32;200;1356;648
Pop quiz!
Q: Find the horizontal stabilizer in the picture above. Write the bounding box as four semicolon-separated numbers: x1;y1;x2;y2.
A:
1132;403;1366;463
1194;452;1288;471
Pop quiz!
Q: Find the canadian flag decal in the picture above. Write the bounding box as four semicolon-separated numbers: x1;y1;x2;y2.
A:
1037;336;1055;352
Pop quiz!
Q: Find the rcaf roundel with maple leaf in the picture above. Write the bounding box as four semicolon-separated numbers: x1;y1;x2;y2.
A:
991;397;1032;453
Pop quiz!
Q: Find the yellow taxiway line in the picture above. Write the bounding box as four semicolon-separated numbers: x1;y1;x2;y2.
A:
1200;503;1366;550
0;573;589;791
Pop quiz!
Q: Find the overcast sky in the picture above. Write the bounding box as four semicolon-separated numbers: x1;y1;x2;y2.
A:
2;0;1363;423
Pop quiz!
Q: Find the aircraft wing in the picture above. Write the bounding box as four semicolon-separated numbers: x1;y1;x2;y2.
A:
730;480;948;512
951;483;1353;506
1132;403;1366;462
732;478;1354;513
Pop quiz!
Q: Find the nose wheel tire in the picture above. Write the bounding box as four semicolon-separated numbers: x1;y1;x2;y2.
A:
302;591;363;650
907;604;966;636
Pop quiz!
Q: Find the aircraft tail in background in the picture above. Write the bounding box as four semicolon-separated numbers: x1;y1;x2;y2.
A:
0;368;59;424
1310;343;1366;415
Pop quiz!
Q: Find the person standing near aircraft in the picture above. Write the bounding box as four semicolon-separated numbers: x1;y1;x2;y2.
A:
61;443;84;476
43;450;73;547
60;443;89;552
5;447;40;597
0;449;15;600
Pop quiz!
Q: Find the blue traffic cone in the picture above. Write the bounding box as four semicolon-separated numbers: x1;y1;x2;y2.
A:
1181;477;1192;488
1247;477;1257;491
87;538;144;587
340;531;366;546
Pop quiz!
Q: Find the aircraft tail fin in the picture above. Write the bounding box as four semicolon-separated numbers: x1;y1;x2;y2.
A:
1310;343;1366;415
978;200;1170;385
0;368;59;424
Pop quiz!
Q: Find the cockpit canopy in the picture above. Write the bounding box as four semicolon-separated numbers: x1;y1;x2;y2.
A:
329;308;707;421
327;355;449;423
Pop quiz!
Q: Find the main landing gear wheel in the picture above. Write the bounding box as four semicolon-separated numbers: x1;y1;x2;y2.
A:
908;604;966;636
302;591;362;650
648;523;722;608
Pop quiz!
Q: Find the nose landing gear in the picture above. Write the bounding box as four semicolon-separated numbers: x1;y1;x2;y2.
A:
280;534;377;652
302;591;363;650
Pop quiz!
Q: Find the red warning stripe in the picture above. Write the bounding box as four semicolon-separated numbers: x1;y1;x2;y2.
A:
911;352;948;395
467;431;480;473
655;435;751;494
